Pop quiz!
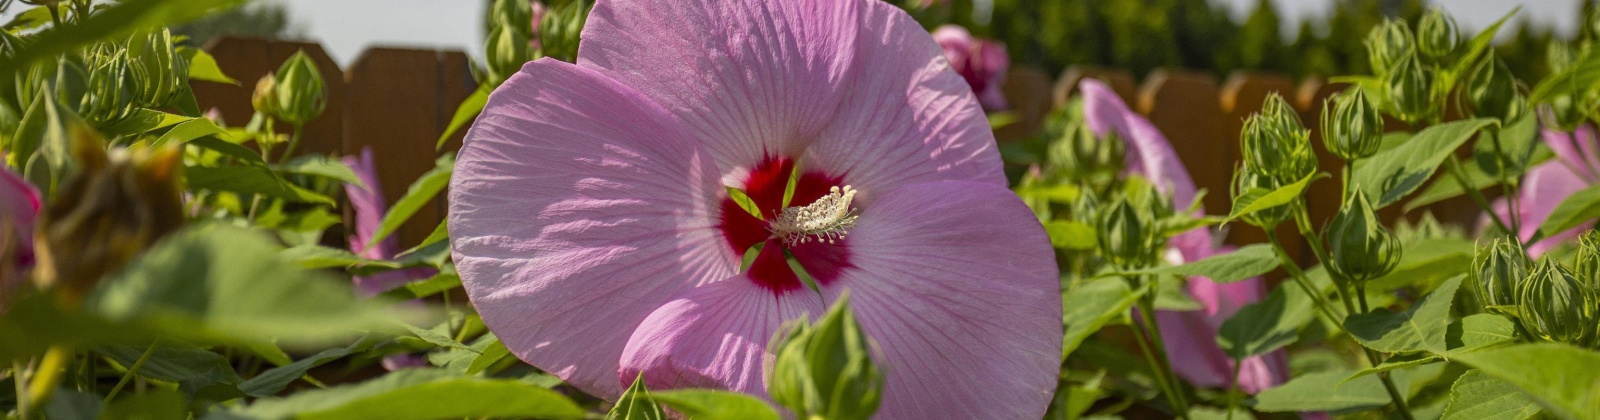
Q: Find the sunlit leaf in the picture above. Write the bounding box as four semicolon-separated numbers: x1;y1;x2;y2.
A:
1441;370;1541;420
1344;277;1462;355
1353;119;1495;208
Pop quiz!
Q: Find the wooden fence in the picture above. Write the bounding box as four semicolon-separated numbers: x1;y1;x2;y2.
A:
191;37;1479;260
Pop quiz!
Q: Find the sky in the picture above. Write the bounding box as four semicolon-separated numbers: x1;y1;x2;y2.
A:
279;0;1583;66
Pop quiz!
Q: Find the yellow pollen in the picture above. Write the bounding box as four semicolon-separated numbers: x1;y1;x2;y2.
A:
769;185;859;245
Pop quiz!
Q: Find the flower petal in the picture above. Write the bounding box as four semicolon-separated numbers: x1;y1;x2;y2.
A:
1160;237;1287;393
804;181;1059;419
1080;79;1199;209
619;274;825;395
1518;161;1592;256
802;3;1005;203
342;147;389;260
450;59;732;399
578;0;862;178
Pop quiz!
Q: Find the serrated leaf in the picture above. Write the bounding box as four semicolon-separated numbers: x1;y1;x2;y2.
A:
1218;283;1314;359
1446;313;1518;355
1344;277;1463;355
1442;370;1541;420
1135;244;1277;284
401;323;475;353
367;154;453;249
1251;369;1405;413
1339;353;1440;386
275;155;364;188
1061;279;1140;359
1452;343;1600;419
1532;183;1600;244
649;390;781;420
1353;119;1496;207
1226;172;1323;222
99;343;242;397
186;165;335;204
1367;238;1474;289
466;338;514;375
609;374;666;420
238;347;351;397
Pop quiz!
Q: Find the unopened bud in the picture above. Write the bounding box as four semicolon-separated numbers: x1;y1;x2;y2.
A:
251;74;278;116
1575;231;1600;293
1386;53;1435;124
1365;19;1414;75
1047;121;1124;181
1240;94;1316;182
1472;238;1529;312
1231;165;1292;228
1519;259;1598;345
126;27;189;109
1320;88;1384;161
489;0;535;36
78;44;135;128
769;294;883;420
1467;56;1527;123
271;51;326;125
539;0;588;62
1325;190;1401;284
1417;8;1459;59
484;24;536;88
33;126;185;304
1097;197;1157;269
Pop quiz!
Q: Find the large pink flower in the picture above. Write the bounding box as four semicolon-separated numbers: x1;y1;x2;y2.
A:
932;25;1009;111
1493;125;1598;256
1078;79;1287;393
1;167;40;310
343;147;438;296
448;0;1061;418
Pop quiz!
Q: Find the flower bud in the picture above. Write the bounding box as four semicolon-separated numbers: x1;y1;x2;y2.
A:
1231;165;1292;228
1240;93;1316;182
1386;53;1435;124
32;126;185;304
271;51;326;125
1365;19;1414;75
539;0;588;63
126;27;189;109
1097;197;1157;269
484;24;536;88
1472;238;1529;312
1416;8;1459;59
1574;231;1600;293
489;0;535;37
1047;121;1124;181
1325;190;1401;284
769;294;883;420
77;44;135;128
251;74;278;116
1518;259;1598;345
1320;88;1384;161
1466;56;1527;123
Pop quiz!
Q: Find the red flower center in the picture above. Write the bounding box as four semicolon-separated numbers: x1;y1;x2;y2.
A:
717;156;853;294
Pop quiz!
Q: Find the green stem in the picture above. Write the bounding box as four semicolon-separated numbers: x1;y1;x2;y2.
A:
23;346;72;418
1225;353;1244;420
276;124;305;164
1265;234;1343;323
1290;201;1357;315
1445;156;1512;234
104;341;159;404
1128;295;1189;419
13;360;29;419
1354;286;1415;419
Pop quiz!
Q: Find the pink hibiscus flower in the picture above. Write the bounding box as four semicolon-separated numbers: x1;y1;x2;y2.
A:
343;147;439;297
448;0;1061;418
1;167;40;311
932;25;1010;111
1492;125;1598;256
1078;79;1288;393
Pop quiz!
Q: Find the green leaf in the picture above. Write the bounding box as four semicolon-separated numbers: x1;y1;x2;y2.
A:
274;155;364;188
1531;46;1600;103
438;87;489;148
1405;160;1497;212
1226;172;1323;222
238;347;352;397
99;343;242;396
1044;220;1097;250
102;109;191;137
153;117;229;147
1446;314;1518;355
1533;183;1600;244
368;154;454;249
1452;343;1600;419
649;390;781;420
1061;280;1140;359
179;46;239;85
1446;7;1520;79
186;165;335;204
466;338;515;375
83;224;417;348
0;0;247;78
230;369;586;420
609;374;666;420
1344;277;1463;355
190;136;269;168
1137;244;1277;284
1014;183;1081;204
1367;238;1475;289
102;389;186;419
1339;353;1440;386
1252;369;1405;413
401;322;476;353
44;389;102;420
1442;370;1541;420
378;270;463;300
1186;406;1256;420
1353;119;1496;207
280;245;402;270
1217;283;1314;359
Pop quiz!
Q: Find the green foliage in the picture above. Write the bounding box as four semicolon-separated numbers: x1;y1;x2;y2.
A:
1218;283;1314;360
1344;276;1462;355
1352;119;1496;208
225;369;587;420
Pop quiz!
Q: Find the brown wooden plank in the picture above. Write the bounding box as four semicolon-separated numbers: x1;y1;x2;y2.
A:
995;64;1052;143
1053;66;1137;109
1138;69;1229;216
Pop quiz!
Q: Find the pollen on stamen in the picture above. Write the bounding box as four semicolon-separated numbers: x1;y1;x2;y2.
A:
769;185;860;245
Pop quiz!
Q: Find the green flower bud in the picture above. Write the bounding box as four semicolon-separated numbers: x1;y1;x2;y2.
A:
769;294;883;420
1230;165;1292;229
77;45;135;128
484;24;536;89
271;51;326;125
1519;259;1599;345
125;27;189;109
1365;19;1414;75
250;74;277;116
1320;88;1384;161
1472;238;1529;312
539;0;589;63
1047;121;1124;181
1325;190;1401;284
1466;56;1527;123
1386;53;1435;124
1070;186;1100;226
1097;197;1157;269
34;126;185;304
1416;8;1459;59
1240;94;1316;182
489;0;535;36
1574;231;1600;293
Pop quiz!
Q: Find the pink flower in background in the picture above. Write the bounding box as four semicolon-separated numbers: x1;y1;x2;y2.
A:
1;167;40;310
1079;78;1288;393
1491;125;1598;256
343;147;437;296
932;25;1009;111
449;0;1061;418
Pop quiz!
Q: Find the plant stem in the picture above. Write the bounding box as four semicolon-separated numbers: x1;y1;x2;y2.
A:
104;341;159;404
1290;201;1357;315
277;124;305;164
13;360;29;419
1128;293;1189;419
1265;234;1343;323
1444;156;1512;234
23;346;73;417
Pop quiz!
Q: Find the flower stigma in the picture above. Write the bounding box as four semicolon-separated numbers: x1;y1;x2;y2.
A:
769;185;859;245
